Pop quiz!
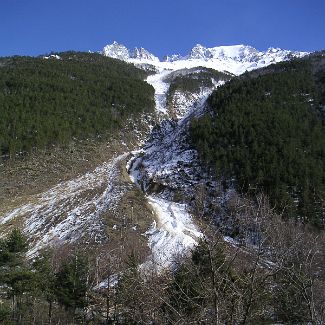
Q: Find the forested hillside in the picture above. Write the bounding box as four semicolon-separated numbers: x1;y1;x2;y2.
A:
0;52;154;158
190;55;325;226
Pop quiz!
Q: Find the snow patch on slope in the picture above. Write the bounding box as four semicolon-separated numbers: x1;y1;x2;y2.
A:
1;153;129;256
43;54;61;60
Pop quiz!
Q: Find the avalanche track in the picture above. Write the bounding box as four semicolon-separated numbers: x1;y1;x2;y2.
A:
127;70;218;270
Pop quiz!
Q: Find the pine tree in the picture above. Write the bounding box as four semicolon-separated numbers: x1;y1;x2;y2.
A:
55;253;89;318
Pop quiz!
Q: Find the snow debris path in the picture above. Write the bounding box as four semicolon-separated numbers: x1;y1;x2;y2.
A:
126;69;212;271
141;196;202;272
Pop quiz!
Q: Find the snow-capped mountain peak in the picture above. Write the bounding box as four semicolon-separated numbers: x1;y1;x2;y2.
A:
210;44;258;60
102;42;159;62
132;47;159;62
188;43;211;60
102;41;130;60
189;44;260;61
101;41;309;76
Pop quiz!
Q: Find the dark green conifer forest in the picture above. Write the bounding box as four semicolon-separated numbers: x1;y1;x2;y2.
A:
190;56;325;226
0;52;154;158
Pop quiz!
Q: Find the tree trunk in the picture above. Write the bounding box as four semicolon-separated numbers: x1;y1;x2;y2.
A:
48;300;52;325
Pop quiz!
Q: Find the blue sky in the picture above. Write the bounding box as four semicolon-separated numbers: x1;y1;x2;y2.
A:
1;0;324;57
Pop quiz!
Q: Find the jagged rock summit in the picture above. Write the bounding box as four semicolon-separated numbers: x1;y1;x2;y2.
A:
185;43;304;62
132;47;159;62
102;41;130;60
101;41;309;75
102;41;159;62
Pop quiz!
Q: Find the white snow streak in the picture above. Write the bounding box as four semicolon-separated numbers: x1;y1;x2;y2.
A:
146;70;171;115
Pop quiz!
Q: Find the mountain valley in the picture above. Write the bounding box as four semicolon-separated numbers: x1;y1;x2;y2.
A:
0;42;324;324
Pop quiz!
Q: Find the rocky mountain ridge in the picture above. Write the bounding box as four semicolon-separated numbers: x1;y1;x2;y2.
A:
102;41;159;62
102;41;309;75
